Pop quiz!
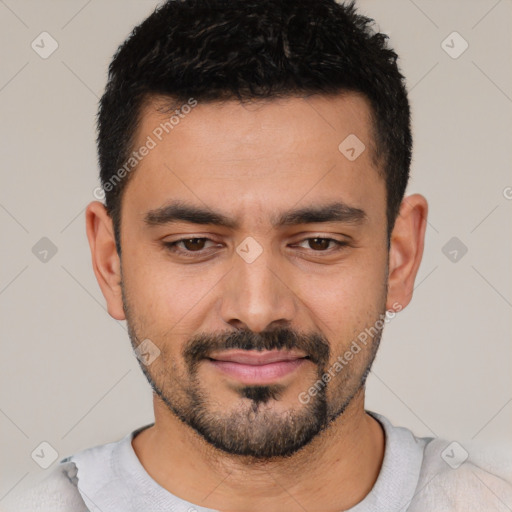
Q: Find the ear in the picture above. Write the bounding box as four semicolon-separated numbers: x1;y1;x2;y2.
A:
386;194;428;312
85;201;126;320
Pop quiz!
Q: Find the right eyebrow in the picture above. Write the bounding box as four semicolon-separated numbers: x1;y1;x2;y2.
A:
144;201;238;229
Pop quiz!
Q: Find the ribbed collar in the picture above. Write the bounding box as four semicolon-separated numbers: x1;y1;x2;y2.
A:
70;410;429;512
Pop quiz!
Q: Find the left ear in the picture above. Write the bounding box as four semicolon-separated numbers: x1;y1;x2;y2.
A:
386;193;428;312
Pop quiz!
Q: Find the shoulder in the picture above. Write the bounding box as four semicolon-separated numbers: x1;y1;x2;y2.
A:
1;461;88;512
409;437;512;511
1;426;146;512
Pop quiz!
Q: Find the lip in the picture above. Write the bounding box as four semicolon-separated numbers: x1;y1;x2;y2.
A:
206;350;309;384
208;349;308;365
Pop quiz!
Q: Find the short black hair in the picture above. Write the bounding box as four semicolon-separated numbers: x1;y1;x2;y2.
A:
97;0;412;256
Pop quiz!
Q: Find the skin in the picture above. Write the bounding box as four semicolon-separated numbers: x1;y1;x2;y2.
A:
85;92;428;512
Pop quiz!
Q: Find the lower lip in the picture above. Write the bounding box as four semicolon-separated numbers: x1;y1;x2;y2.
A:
208;358;307;384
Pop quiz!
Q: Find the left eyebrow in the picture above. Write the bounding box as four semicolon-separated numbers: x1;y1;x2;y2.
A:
143;200;367;229
274;201;367;227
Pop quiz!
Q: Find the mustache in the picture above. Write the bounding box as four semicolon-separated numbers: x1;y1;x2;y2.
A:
183;327;330;370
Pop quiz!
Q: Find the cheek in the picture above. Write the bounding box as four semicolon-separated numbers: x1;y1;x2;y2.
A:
123;251;221;340
302;257;387;329
121;250;171;333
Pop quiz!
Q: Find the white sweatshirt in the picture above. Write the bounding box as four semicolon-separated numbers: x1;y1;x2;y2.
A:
2;411;511;511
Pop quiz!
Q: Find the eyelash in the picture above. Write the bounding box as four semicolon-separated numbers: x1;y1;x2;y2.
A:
163;237;348;258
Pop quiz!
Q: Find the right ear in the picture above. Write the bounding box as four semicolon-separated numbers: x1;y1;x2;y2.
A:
85;201;126;320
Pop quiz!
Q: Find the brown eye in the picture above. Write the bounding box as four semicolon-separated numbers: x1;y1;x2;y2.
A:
180;238;207;251
296;237;346;251
164;237;218;257
308;238;331;250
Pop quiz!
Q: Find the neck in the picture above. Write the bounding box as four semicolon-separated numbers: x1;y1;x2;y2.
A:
132;388;385;512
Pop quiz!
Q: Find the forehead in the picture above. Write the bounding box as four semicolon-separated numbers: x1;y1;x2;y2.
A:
122;93;385;229
137;92;377;164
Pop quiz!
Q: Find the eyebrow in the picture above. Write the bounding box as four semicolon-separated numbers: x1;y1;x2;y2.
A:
143;200;367;229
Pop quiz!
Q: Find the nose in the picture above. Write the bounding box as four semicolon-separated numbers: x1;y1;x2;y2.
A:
219;241;297;333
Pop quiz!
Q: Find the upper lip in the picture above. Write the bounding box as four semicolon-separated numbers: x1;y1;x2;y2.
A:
208;350;308;365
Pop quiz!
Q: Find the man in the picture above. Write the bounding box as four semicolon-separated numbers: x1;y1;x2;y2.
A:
4;0;511;510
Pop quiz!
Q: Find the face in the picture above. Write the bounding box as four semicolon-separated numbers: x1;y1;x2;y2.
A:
114;93;392;459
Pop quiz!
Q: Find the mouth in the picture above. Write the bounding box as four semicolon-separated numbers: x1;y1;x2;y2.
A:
206;349;310;384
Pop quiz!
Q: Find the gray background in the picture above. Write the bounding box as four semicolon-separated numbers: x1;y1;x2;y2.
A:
1;0;511;499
